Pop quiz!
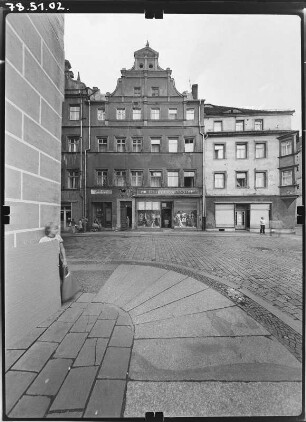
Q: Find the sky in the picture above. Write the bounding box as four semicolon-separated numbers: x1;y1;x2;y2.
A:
64;14;302;131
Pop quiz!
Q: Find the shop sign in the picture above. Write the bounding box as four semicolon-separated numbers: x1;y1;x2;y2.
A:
137;188;200;195
91;189;112;195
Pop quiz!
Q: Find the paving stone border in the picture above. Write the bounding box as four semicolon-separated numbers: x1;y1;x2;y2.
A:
110;259;302;362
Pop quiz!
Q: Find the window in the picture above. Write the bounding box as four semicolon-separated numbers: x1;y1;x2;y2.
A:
96;170;108;187
236;143;247;159
133;108;141;120
214;173;225;189
281;170;293;186
116;108;126;120
114;170;126;187
151;138;160;153
168;171;179;187
152;87;159;97
169;138;178;153
214;121;222;132
236;120;244;131
151;108;160;120
67;170;79;189
168;108;177;120
255;119;263;131
255;143;266;158
97;108;105;121
255;171;267;188
186;108;195;120
134;87;141;96
184;171;195;187
117;138;126;152
97;137;107;152
281;140;292;156
236;172;247;188
132;138;142;152
150;171;162;187
185;138;194;152
214;144;225;159
67;137;79;152
69;105;80;120
131;171;143;187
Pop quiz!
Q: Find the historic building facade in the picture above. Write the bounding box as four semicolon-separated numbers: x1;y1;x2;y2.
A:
61;44;299;233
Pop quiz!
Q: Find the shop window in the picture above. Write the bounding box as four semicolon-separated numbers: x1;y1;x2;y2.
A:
185;138;194;152
69;105;80;120
133;138;142;152
67;136;79;152
214;173;225;189
114;170;126;187
174;201;197;228
97;137;107;152
236;143;247;159
137;201;161;228
184;171;195;187
96;170;108;187
169;138;178;153
150;171;162;187
151;138;160;152
134;87;141;96
131;171;143;187
214;121;222;132
214;144;225;159
255;119;263;130
117;138;126;152
133;108;141;120
151;108;160;120
97;108;105;121
168;108;177;120
116;108;126;120
236;120;244;131
281;170;293;186
255;143;266;158
236;172;247;188
67;170;79;189
255;171;267;188
281;140;292;156
186;108;195;120
168;171;179;187
152;87;159;97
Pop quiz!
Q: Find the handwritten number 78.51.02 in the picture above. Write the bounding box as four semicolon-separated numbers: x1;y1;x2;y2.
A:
5;2;67;11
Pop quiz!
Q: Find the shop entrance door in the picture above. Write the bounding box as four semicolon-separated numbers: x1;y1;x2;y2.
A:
161;202;172;228
235;205;249;230
120;201;132;230
60;205;71;231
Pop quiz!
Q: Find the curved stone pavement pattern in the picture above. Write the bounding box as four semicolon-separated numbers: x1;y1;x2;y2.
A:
95;264;302;417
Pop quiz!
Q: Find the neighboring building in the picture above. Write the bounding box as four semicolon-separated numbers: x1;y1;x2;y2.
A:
61;43;299;233
62;43;204;231
5;14;65;345
205;105;299;232
296;136;302;209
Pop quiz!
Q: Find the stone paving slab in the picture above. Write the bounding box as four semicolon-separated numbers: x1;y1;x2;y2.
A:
5;371;37;414
84;379;126;418
73;338;98;367
37;309;66;328
117;312;133;326
133;288;234;324
27;358;73;396
5;349;25;371
47;411;83;418
77;293;96;303
7;327;46;349
124;381;302;417
70;302;89;310
134;306;269;338
50;366;98;411
82;303;106;316
124;270;189;311
97;304;119;320
54;333;87;358
98;347;131;379
130;337;301;381
57;307;84;323
95;338;109;365
9;395;51;418
109;326;133;347
88;319;116;338
12;341;57;372
70;314;98;332
129;276;209;318
39;321;73;343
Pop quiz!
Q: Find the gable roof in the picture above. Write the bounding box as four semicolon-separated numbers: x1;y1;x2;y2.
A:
204;104;294;116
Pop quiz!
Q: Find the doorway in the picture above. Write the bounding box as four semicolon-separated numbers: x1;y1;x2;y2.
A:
93;202;112;228
120;201;132;230
161;202;173;228
235;204;250;230
60;204;71;231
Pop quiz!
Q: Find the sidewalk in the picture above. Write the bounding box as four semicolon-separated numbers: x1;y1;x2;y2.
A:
5;264;302;418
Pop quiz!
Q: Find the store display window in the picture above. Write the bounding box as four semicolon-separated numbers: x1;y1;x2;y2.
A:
174;201;197;228
137;201;161;228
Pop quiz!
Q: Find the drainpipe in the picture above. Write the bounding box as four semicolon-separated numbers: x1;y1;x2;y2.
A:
199;99;207;230
84;98;91;222
79;91;84;216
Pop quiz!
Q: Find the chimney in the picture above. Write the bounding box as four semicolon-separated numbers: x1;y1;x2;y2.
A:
192;84;198;100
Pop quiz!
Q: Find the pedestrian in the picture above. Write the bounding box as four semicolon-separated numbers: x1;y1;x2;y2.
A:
82;216;88;232
260;216;266;234
71;218;76;234
39;222;67;281
78;218;83;233
126;215;130;229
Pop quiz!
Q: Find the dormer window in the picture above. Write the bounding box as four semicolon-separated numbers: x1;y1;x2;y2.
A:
255;119;263;131
139;63;144;69
236;120;244;131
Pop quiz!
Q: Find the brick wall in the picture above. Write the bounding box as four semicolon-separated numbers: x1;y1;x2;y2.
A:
4;14;65;345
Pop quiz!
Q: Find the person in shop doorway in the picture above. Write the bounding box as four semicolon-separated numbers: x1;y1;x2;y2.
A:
82;216;88;233
126;215;130;229
260;216;266;234
71;218;76;234
78;218;83;233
